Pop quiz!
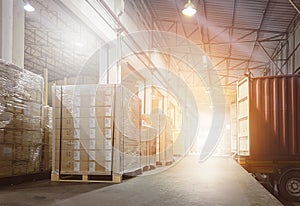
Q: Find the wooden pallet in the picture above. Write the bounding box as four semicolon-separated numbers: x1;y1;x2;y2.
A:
51;173;122;183
156;161;173;167
142;165;156;172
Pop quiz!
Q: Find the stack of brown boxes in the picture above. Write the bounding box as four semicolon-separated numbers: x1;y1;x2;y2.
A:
164;117;174;164
43;105;53;171
52;84;142;180
151;114;173;166
116;89;142;174
0;60;44;178
140;125;156;170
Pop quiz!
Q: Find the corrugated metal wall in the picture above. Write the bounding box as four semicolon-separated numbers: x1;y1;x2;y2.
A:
271;19;300;75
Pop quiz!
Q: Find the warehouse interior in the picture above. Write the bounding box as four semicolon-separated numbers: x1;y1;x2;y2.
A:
0;0;300;205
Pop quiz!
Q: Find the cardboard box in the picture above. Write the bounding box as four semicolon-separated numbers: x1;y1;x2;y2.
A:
55;106;113;120
0;129;4;143
54;148;109;170
0;129;22;144
27;162;40;174
56;93;114;109
55;128;79;139
23;131;43;144
55;117;114;130
58;161;109;174
23;117;41;130
55;127;109;140
0;144;13;161
57;149;89;162
24;102;41;117
31;90;42;104
2;116;23;129
55;117;75;129
14;145;30;160
88;161;107;173
57;139;106;151
60;161;89;173
13;161;27;175
0;161;12;177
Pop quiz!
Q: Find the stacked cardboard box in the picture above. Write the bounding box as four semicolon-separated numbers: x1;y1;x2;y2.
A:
53;85;111;174
151;115;173;165
140;126;156;170
116;88;142;174
43;106;53;171
52;84;141;178
0;60;44;178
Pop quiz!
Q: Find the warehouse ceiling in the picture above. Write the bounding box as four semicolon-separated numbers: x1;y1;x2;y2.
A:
24;0;300;98
132;0;299;93
24;0;103;81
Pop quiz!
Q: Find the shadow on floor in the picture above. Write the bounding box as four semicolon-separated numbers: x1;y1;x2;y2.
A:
0;179;114;206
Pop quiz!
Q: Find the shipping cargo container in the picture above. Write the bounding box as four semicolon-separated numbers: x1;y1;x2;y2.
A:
236;75;300;201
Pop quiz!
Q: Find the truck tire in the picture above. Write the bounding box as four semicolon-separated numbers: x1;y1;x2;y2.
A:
279;171;300;201
255;173;268;183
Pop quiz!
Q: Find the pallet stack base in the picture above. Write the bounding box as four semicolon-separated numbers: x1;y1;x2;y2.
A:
51;172;122;183
52;84;143;184
0;61;46;181
123;168;143;179
142;165;156;172
156;161;173;167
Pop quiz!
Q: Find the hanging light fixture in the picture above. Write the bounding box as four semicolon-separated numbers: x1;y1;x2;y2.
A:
182;0;197;17
23;1;35;12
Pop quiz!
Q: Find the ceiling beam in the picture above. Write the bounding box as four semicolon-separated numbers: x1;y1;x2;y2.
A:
225;0;237;94
209;27;228;42
257;41;284;75
246;0;271;74
153;19;287;34
202;0;211;55
288;0;300;14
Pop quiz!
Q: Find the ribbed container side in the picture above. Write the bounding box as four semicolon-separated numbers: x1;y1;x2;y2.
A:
249;75;300;159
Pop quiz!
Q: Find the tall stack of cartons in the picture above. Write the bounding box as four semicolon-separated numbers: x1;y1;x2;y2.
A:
116;88;142;175
52;84;141;181
165;117;173;164
151;114;173;166
43;105;53;171
0;60;44;178
140;125;156;170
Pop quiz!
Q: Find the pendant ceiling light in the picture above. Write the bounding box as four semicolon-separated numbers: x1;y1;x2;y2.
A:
182;0;197;17
23;1;35;12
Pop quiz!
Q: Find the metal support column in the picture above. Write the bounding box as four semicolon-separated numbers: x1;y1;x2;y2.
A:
1;0;13;62
44;68;49;105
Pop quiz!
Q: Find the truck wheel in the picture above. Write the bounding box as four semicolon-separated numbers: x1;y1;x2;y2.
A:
255;173;268;183
279;171;300;201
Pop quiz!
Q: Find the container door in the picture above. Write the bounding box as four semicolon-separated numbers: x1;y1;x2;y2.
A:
230;102;237;153
237;77;250;156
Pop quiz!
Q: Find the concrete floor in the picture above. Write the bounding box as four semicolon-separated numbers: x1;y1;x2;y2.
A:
0;156;284;206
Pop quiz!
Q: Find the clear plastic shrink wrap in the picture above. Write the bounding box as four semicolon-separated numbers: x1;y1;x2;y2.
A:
0;60;44;177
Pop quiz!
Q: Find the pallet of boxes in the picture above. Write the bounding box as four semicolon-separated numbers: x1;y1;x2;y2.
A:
140;115;157;171
116;88;142;177
0;60;45;180
43;105;53;171
51;84;142;182
151;114;173;166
